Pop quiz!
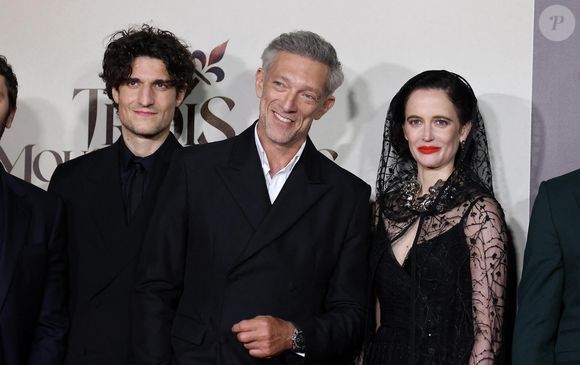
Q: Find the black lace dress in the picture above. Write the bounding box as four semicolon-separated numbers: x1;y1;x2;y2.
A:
366;71;508;364
365;192;507;365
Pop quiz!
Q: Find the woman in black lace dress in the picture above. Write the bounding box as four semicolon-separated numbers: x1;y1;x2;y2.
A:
364;70;507;365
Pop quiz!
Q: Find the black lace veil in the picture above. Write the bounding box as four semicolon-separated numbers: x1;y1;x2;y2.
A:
375;70;494;223
366;70;508;364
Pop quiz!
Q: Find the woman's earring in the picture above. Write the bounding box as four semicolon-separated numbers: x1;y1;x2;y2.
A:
460;140;465;149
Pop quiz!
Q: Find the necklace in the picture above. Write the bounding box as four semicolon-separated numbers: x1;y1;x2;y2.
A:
401;178;445;213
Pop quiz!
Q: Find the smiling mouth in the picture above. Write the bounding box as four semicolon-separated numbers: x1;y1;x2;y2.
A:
273;111;293;123
418;146;441;154
134;110;156;117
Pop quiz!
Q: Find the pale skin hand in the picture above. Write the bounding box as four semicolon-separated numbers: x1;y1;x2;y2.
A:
231;315;295;358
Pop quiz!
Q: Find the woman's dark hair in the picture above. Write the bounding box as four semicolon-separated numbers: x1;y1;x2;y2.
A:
376;69;493;219
0;55;18;118
100;24;195;109
389;70;477;159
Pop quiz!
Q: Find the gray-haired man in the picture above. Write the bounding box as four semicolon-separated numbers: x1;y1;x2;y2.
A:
135;31;370;364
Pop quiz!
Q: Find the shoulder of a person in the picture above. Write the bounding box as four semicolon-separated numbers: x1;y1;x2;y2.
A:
54;143;115;177
315;152;370;194
178;138;233;165
6;172;61;211
48;145;117;196
465;194;503;218
543;168;580;193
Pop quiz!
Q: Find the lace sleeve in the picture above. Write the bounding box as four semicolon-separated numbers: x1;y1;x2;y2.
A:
463;196;508;364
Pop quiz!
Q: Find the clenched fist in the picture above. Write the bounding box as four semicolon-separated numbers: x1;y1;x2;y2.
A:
232;315;295;358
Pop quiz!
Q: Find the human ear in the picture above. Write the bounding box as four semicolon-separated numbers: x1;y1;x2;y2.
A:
460;121;472;141
112;87;120;105
313;95;335;120
4;108;15;129
255;68;264;98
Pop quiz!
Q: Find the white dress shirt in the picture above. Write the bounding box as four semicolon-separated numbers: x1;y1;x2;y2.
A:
254;125;308;356
254;125;306;203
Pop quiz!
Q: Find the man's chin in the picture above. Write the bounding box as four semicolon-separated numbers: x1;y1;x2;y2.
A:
123;127;169;141
265;131;293;146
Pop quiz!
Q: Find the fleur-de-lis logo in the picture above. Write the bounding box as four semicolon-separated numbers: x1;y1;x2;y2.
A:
191;40;228;90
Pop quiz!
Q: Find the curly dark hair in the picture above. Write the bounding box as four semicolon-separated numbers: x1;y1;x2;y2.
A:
100;24;195;109
0;55;18;118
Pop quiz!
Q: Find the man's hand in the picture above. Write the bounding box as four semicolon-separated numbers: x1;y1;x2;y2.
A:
231;315;294;358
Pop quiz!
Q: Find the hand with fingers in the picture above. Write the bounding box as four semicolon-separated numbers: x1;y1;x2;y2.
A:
232;315;295;358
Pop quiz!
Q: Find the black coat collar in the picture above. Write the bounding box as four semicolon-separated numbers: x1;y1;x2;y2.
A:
217;124;331;275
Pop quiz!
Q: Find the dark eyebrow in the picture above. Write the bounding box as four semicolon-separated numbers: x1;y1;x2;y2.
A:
122;77;175;86
122;77;140;84
154;79;175;86
432;115;453;120
406;115;453;120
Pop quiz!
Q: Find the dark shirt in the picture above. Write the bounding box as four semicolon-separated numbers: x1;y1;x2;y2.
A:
118;136;166;223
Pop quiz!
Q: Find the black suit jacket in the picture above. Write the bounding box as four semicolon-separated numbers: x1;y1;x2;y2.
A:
48;134;181;364
513;169;580;364
0;167;67;364
135;125;371;364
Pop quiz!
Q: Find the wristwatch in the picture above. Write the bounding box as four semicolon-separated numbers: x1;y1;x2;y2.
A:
291;326;305;352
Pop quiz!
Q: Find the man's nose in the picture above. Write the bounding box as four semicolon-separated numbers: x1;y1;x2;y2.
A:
138;86;154;106
281;91;298;112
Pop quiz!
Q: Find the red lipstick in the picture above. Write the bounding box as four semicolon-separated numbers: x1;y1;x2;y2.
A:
418;146;441;154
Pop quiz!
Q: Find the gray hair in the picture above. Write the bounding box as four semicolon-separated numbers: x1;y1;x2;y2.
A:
261;31;344;96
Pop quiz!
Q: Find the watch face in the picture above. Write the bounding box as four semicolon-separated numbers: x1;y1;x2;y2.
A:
292;328;305;352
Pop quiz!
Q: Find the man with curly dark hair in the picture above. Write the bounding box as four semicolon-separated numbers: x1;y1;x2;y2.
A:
48;24;195;364
0;55;67;364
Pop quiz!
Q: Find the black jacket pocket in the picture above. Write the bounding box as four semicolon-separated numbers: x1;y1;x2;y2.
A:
171;313;207;346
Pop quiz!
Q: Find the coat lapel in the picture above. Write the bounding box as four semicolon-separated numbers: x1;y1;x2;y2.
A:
88;134;181;297
573;186;580;229
216;126;271;230
228;138;331;275
83;142;126;298
85;135;182;299
85;142;125;254
574;185;580;210
0;168;31;313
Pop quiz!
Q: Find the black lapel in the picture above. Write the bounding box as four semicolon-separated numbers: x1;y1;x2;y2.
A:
228;138;331;274
0;168;31;313
85;141;125;254
216;125;271;230
574;186;580;210
82;142;126;298
86;134;182;299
